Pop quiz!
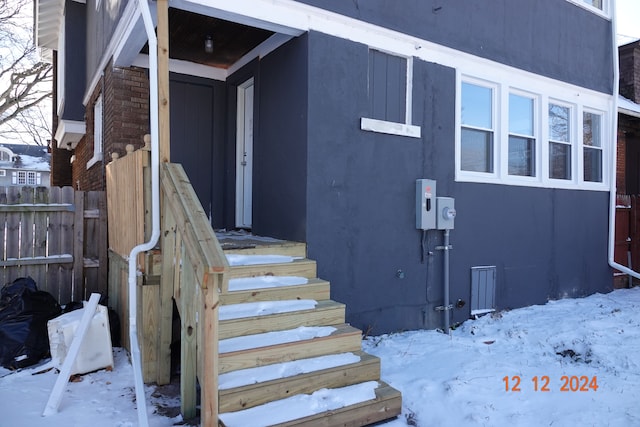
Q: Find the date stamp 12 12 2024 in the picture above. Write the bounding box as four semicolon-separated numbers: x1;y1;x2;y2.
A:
503;375;598;392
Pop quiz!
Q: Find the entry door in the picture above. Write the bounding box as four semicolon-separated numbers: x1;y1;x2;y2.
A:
236;78;254;228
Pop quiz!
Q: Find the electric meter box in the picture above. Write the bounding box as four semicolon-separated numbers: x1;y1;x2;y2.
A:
436;197;456;230
416;179;436;230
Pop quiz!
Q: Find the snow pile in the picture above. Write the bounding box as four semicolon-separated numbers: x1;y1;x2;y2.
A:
365;288;640;426
218;352;361;390
219;299;318;321
0;348;179;427
228;275;309;291
219;381;379;427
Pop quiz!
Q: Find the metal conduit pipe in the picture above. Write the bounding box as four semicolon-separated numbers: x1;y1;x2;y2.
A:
443;229;451;334
608;0;640;282
128;1;161;426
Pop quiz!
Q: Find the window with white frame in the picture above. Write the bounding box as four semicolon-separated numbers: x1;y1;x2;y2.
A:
457;73;609;190
460;81;495;173
0;150;11;162
13;171;40;186
548;103;572;180
583;110;603;182
508;93;536;177
0;170;5;177
87;94;103;169
360;49;421;138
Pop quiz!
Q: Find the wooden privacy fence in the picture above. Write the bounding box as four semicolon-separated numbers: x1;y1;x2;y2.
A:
0;186;107;304
614;194;640;287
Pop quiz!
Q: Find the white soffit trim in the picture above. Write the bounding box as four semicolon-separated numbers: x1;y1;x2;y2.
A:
619;95;640;119
132;55;228;81
54;119;86;150
35;0;64;50
180;0;613;103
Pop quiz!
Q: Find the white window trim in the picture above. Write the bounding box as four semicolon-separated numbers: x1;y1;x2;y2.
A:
0;170;5;177
504;89;540;182
581;106;606;184
87;94;103;169
361;54;421;139
547;99;576;183
456;77;500;180
456;70;609;192
565;0;610;18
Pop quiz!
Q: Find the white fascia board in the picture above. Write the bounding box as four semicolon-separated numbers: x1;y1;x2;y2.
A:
54;119;86;150
132;54;228;81
618;95;640;118
227;33;294;76
178;0;613;106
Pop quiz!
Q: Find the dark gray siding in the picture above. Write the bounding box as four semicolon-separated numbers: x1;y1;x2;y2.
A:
61;1;86;121
306;31;611;334
85;0;128;91
296;0;613;94
251;36;309;242
169;74;226;227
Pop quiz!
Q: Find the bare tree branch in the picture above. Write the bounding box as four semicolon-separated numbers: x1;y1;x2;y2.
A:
0;0;52;146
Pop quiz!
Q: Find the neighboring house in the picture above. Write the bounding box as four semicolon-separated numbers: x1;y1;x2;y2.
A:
35;0;616;334
0;144;50;187
617;41;640;194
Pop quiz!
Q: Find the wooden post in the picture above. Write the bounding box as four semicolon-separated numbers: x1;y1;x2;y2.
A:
200;275;220;427
157;0;170;164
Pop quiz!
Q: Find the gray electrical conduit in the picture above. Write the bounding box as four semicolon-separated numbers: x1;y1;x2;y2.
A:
608;0;640;281
128;1;161;426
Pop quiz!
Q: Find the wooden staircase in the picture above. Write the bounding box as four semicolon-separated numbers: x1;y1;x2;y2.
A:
216;238;402;427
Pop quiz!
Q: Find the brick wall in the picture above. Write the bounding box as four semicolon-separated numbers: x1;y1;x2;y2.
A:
619;41;640;103
617;127;627;194
71;63;150;191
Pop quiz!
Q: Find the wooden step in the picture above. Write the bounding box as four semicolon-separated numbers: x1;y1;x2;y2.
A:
227;258;317;280
222;241;307;258
276;382;402;427
218;381;402;427
220;278;331;305
219;300;346;340
219;351;380;413
218;324;362;374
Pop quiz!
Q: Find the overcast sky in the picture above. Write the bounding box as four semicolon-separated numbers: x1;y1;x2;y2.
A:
617;0;640;45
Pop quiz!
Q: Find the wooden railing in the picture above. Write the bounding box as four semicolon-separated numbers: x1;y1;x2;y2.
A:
160;162;229;425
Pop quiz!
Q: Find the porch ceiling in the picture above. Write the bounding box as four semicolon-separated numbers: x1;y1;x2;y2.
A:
144;7;275;69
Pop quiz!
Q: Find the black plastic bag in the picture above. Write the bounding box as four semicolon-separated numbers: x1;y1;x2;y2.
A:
0;277;61;369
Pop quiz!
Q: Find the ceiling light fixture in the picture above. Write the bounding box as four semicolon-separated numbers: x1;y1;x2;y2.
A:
204;35;214;54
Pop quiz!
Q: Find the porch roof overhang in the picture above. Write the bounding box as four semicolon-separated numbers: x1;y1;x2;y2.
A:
619;95;640;119
54;119;85;150
34;0;86;62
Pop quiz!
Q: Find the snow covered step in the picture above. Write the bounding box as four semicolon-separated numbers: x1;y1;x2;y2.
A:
223;241;307;258
218;324;363;374
227;258;317;281
219;351;381;413
218;380;402;427
219;300;346;340
220;277;331;305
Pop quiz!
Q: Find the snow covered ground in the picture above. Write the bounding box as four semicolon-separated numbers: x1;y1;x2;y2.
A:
1;287;640;426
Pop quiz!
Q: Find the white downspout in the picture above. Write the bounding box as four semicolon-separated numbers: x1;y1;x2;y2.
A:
608;0;640;280
129;1;161;425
